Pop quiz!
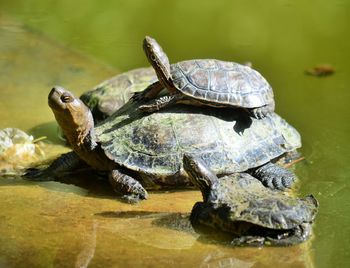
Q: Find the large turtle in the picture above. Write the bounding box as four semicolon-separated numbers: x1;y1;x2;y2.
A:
183;154;318;246
80;67;158;123
133;36;275;119
25;86;299;202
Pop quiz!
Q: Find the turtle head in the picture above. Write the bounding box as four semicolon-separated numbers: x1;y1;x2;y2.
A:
143;36;173;88
183;154;218;202
48;86;94;147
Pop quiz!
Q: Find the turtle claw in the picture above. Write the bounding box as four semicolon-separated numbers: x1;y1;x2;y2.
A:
138;103;158;113
138;95;178;113
250;108;267;119
24;168;54;181
260;172;295;191
252;162;296;190
231;236;265;247
131;91;147;102
121;191;148;204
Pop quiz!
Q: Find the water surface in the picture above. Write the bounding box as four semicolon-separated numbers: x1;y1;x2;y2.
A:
0;1;349;267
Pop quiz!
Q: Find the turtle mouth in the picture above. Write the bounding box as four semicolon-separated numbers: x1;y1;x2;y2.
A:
48;86;74;110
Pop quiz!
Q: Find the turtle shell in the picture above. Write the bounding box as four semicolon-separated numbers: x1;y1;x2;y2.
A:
208;173;318;229
80;67;158;122
95;102;300;182
171;59;274;109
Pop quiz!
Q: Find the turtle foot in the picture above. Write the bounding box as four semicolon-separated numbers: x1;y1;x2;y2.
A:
263;169;295;190
121;191;148;204
138;95;178;113
131;91;148;102
253;163;296;190
250;107;268;119
23;168;54;181
138;103;159;113
109;169;149;203
231;236;265;247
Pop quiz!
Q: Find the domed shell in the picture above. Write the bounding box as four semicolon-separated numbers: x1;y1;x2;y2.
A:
80;67;158;122
209;173;318;229
171;59;274;109
95;103;300;180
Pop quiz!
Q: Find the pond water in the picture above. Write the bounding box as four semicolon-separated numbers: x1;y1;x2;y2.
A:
0;1;349;267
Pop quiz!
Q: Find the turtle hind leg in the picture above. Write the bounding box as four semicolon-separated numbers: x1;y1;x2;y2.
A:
24;151;84;181
250;162;296;190
249;103;274;119
131;81;164;101
265;223;312;246
138;93;180;113
109;169;148;203
231;236;265;247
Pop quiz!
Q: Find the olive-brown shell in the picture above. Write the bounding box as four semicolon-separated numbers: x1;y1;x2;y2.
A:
171;59;274;108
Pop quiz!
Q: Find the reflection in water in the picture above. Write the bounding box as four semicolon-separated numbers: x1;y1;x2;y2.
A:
96;210;169;219
2;1;350;265
200;250;255;268
74;220;98;268
0;15;315;268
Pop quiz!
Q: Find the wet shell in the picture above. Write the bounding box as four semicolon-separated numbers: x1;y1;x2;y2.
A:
208;173;318;229
95;103;300;182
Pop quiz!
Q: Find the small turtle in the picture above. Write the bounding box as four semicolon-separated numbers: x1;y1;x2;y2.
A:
80;67;158;122
25;86;299;202
133;36;275;119
183;154;318;246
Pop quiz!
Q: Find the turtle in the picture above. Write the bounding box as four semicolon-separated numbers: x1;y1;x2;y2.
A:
182;154;318;246
80;67;158;123
132;36;275;119
25;86;299;202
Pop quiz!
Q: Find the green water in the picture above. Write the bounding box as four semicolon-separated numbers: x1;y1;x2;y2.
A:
0;0;349;267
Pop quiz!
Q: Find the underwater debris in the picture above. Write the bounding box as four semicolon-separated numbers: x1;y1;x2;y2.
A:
305;64;335;77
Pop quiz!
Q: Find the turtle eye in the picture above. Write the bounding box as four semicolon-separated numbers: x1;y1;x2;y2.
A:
60;93;73;103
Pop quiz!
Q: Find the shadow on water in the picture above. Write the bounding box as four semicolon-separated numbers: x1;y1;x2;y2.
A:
96;210;196;235
0;168;119;198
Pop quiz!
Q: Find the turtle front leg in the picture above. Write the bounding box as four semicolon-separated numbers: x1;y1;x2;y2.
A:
131;81;164;101
250;162;296;190
249;102;275;119
109;169;148;203
138;93;181;113
24;151;85;181
265;223;312;246
231;223;311;246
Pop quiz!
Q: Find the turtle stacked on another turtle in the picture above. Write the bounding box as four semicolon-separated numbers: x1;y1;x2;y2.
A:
132;36;275;119
25;86;300;203
182;154;318;246
24;36;317;246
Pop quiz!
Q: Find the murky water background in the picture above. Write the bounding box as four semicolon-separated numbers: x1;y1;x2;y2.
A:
0;1;349;267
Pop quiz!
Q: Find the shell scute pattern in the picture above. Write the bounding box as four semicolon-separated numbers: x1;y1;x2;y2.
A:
215;60;236;70
189;68;210;90
171;59;273;108
196;59;218;69
176;61;197;74
130;115;178;155
209;70;228;92
96;105;300;178
80;67;158;121
212;175;317;229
